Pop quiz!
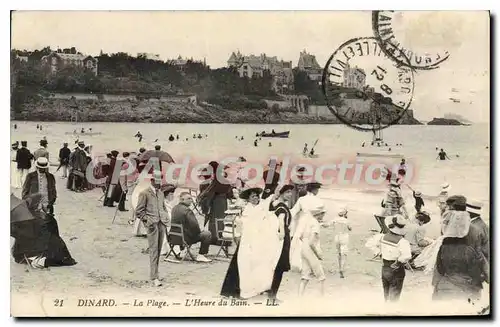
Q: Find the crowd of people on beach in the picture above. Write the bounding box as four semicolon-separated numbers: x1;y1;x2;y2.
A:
9;134;489;305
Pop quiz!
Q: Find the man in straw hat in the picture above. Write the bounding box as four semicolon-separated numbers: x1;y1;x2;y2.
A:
135;171;170;287
365;214;412;302
22;157;57;215
464;199;489;263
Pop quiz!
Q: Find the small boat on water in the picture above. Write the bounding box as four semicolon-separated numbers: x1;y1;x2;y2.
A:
65;132;102;136
257;131;290;138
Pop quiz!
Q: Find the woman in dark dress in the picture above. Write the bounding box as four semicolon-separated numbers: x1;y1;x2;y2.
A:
197;161;235;245
11;194;76;268
268;184;294;300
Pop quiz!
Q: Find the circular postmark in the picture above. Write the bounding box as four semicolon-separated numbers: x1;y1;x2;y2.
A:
372;11;450;70
322;36;415;132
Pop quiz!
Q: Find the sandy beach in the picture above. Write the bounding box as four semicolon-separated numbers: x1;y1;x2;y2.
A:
10;171;489;316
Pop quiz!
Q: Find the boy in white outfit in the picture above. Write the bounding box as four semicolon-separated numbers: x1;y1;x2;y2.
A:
332;208;351;278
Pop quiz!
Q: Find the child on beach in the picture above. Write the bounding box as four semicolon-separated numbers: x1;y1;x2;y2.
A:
331;208;351;278
297;203;327;297
438;183;451;214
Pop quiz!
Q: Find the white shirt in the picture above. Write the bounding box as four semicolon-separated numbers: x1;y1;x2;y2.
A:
289;192;325;237
333;216;351;235
365;233;412;262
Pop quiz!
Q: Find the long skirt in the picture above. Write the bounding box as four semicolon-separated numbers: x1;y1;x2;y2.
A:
432;274;482;302
12;215;76;267
220;244;241;298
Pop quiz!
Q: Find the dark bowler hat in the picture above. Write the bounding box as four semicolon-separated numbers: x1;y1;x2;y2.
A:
306;182;322;192
40;139;48;146
21;141;27;146
239;187;263;200
161;184;177;195
279;184;294;195
415;211;431;224
122;152;130;158
446;195;467;211
111;150;119;157
139;147;146;153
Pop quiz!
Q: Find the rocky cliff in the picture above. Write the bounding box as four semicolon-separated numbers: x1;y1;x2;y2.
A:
14;96;422;125
427;118;465;126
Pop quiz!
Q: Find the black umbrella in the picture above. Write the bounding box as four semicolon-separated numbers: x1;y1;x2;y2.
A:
11;193;44;239
138;150;175;163
11;193;43;224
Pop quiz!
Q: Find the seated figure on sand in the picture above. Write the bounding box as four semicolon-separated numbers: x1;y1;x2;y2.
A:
169;192;212;263
404;211;432;264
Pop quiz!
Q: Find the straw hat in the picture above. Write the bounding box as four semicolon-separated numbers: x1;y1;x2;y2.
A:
239;187;263;200
35;157;49;169
466;199;483;216
338;207;348;216
414;191;422;197
387;214;407;236
441;182;451;191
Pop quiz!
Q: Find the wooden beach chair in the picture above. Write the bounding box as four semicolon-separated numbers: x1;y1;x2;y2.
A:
188;188;204;217
213;217;234;260
165;223;196;263
374;215;390;234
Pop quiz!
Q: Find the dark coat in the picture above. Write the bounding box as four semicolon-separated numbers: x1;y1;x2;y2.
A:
464;216;490;262
432;237;488;301
59;147;71;165
16;148;33;170
171;203;202;245
22;171;57;206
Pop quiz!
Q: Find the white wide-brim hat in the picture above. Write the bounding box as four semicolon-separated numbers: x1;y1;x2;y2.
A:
441;182;451;191
387;214;407;236
466;199;483;215
35;157;49;169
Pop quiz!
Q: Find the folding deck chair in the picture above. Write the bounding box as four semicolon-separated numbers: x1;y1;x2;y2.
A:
213;217;235;260
165;223;196;263
374;214;390;234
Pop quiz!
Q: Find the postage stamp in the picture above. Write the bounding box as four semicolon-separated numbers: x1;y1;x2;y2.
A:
372;11;451;70
322;36;415;131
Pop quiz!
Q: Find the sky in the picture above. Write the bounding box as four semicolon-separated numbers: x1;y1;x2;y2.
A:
11;11;490;122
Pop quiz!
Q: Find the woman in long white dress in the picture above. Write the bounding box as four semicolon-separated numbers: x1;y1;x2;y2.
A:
220;187;282;299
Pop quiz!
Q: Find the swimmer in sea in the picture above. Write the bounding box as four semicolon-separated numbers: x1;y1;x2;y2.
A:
437;148;451;160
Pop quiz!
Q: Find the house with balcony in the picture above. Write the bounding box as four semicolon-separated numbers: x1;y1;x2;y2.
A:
41;52;99;76
227;51;294;92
